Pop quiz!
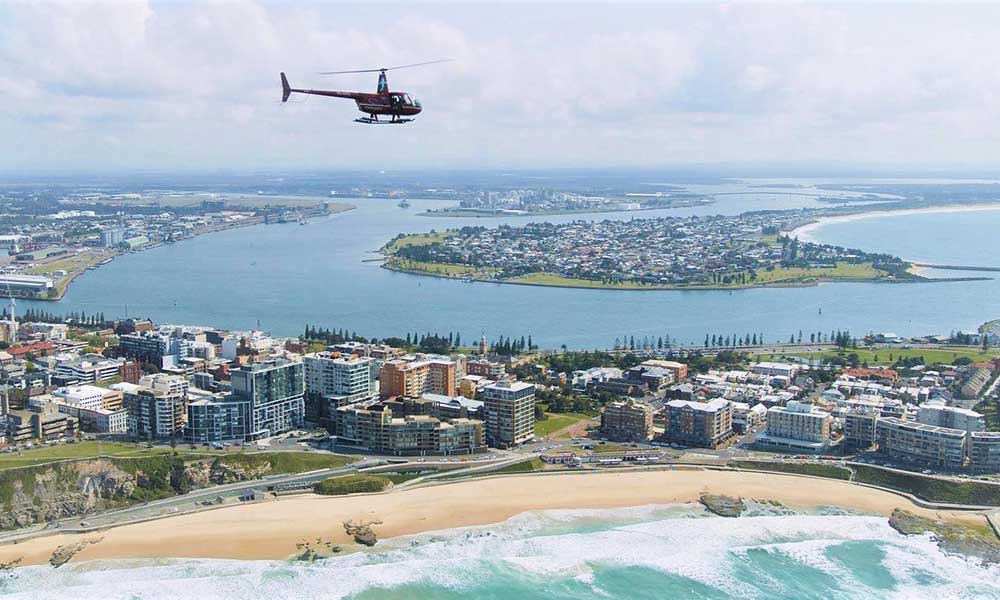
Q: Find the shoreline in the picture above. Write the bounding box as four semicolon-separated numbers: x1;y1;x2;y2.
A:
0;468;987;567
380;262;930;291
789;202;1000;244
25;203;355;302
417;199;714;218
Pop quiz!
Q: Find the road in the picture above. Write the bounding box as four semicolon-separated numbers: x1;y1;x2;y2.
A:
0;459;382;544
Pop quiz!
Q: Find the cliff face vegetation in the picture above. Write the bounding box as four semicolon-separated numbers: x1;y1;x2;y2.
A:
0;452;349;530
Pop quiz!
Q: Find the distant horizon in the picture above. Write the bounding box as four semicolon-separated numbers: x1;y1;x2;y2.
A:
3;164;1000;180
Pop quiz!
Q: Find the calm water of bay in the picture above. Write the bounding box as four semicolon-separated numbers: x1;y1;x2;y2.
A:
18;189;1000;348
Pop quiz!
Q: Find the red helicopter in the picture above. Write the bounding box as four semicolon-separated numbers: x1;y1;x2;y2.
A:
280;60;448;124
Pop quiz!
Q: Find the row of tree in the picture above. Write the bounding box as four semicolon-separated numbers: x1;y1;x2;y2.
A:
704;333;767;348
3;307;107;327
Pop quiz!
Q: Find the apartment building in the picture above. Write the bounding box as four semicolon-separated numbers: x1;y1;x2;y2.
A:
876;416;967;470
335;403;484;455
917;403;985;433
601;399;654;442
304;351;377;403
379;357;457;399
842;408;880;453
757;401;832;452
185;394;251;444
482;380;536;447
660;398;734;448
231;358;305;441
968;431;1000;473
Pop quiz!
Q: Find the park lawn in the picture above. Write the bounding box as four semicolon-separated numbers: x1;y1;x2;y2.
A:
385;231;454;253
387;258;481;277
0;441;181;470
534;412;594;437
751;262;884;284
508;272;655;289
732;459;852;480
759;347;1000;366
0;442;353;472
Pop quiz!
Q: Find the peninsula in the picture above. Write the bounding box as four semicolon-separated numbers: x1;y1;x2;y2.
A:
381;211;920;290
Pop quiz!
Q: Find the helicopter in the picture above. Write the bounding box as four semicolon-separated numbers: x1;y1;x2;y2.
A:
280;59;448;124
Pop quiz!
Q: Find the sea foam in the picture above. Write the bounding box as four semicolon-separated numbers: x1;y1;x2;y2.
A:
3;508;999;599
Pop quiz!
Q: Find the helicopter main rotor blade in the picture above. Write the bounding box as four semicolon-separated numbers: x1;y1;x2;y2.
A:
319;68;386;75
383;58;452;71
319;59;451;75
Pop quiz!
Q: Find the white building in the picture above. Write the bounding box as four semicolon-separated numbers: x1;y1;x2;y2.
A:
51;385;107;411
751;362;799;379
55;354;124;384
304;351;377;405
482;380;535;447
917;402;986;434
756;400;832;452
221;331;274;360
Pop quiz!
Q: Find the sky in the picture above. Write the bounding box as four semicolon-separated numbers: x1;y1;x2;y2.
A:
2;1;1000;173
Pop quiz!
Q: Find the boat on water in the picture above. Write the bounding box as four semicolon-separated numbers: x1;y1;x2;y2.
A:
398;199;411;208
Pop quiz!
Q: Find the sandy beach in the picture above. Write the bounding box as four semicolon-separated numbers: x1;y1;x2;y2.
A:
0;469;987;567
789;203;1000;243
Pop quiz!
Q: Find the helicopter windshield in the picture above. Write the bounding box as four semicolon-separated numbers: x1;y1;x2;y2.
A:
403;94;414;105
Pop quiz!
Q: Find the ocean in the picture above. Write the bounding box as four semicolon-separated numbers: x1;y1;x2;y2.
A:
3;506;999;599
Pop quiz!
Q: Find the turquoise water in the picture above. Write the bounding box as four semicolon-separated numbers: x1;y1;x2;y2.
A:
3;506;999;599
16;190;1000;348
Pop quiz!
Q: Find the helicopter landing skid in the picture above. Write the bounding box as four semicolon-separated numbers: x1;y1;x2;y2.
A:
355;117;413;124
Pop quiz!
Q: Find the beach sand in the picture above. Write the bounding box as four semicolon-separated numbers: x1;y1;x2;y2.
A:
789;203;1000;243
0;469;987;567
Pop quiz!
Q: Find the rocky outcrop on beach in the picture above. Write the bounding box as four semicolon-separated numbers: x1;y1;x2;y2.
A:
889;508;1000;563
344;520;382;546
699;493;745;517
49;537;102;568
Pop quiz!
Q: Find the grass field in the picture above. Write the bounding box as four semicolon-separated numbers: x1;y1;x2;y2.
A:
0;441;352;472
732;459;853;480
750;262;884;284
383;231;453;253
508;273;656;289
506;263;886;290
852;464;1000;506
755;347;1000;366
534;412;593;437
0;441;191;470
387;258;481;276
313;474;391;496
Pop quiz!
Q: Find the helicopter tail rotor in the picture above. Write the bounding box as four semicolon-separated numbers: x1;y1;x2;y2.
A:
280;72;291;102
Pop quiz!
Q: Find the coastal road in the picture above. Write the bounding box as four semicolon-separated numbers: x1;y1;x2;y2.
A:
0;459;383;543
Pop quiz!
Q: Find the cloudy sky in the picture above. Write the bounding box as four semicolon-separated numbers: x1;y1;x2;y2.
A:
2;1;1000;172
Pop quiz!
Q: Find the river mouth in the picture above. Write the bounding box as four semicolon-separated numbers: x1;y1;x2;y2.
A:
13;177;1000;349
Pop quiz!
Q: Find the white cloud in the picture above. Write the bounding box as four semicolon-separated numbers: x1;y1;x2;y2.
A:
2;1;1000;170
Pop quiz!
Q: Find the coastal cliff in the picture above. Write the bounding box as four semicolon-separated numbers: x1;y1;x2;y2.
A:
0;453;343;530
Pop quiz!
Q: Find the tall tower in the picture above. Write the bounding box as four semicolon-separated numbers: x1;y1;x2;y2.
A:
479;333;489;356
